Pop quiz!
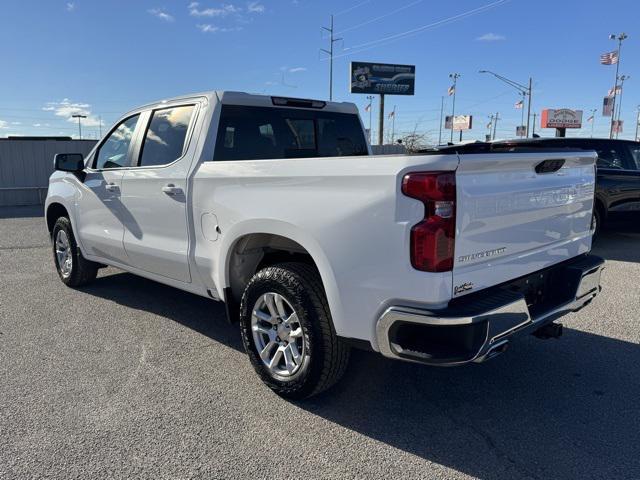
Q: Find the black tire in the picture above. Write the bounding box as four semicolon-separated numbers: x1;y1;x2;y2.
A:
52;216;99;287
239;262;350;399
592;207;602;238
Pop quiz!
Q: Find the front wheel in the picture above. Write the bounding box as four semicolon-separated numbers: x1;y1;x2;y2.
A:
239;262;350;399
52;217;98;287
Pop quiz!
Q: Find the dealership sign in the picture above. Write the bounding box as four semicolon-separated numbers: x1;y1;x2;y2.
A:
541;109;583;129
445;115;473;131
350;62;415;95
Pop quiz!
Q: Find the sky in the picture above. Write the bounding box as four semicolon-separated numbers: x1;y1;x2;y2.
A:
1;0;639;144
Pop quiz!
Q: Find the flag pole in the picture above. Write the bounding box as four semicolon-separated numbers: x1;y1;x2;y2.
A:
449;73;460;143
438;96;444;145
609;33;627;139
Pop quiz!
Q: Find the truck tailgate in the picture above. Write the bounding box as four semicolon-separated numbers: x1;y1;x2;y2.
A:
452;151;596;297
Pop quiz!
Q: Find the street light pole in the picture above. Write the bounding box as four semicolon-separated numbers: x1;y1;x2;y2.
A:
615;74;630;139
71;114;87;140
449;73;460;143
635;106;640;141
589;108;597;138
479;70;533;137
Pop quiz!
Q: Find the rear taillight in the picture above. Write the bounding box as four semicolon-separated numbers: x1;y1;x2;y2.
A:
402;172;456;272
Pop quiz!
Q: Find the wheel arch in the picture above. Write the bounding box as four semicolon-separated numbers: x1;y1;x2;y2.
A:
219;222;343;332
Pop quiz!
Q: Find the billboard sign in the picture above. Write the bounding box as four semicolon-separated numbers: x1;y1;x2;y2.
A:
350;62;415;95
445;115;473;131
541;109;583;129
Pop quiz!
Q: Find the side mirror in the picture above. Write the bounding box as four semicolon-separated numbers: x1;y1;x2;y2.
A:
54;153;85;173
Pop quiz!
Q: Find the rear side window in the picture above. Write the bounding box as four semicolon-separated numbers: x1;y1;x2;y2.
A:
626;144;640;170
138;105;195;167
595;145;626;169
213;105;368;161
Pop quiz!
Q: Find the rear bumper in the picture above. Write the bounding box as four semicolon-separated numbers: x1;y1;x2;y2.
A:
376;254;604;366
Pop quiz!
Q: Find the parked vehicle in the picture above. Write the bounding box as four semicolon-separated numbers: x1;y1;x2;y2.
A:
45;92;604;398
436;137;640;235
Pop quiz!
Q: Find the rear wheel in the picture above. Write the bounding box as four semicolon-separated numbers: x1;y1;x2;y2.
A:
52;217;98;287
239;262;350;399
592;207;602;238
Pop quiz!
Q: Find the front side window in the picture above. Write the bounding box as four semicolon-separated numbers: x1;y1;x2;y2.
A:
138;105;195;167
213;105;368;161
95;114;140;169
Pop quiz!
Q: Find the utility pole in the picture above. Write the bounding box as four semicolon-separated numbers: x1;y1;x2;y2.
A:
72;114;87;140
492;112;499;140
608;32;627;139
321;15;341;101
635;105;640;141
98;115;102;138
438;96;445;145
615;74;630;139
449;73;460;143
366;95;374;143
479;70;533;137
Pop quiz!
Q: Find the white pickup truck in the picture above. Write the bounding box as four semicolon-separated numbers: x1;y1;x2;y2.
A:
45;91;604;398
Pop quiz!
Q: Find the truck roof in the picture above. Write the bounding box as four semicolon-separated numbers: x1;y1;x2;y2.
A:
125;91;359;117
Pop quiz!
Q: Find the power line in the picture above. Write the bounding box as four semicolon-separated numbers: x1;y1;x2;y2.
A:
335;0;423;35
334;0;371;16
332;0;510;59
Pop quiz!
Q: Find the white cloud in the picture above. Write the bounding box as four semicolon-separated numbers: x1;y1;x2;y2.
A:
197;23;241;33
11;121;21;125
190;3;239;17
288;67;306;73
0;120;8;129
66;2;75;11
149;8;174;22
42;99;101;128
247;1;265;13
476;32;505;42
33;123;42;127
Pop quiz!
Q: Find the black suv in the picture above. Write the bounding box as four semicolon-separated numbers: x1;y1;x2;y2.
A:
434;137;640;234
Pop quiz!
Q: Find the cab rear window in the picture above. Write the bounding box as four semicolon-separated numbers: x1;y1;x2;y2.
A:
213;105;368;160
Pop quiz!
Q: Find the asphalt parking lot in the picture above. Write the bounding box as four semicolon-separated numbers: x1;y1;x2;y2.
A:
1;206;639;480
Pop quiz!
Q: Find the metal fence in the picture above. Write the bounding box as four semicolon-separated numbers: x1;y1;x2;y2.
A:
0;138;97;206
0;139;406;207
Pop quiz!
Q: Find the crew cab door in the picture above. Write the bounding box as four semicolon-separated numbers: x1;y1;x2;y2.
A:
119;103;199;283
76;114;142;264
594;141;640;219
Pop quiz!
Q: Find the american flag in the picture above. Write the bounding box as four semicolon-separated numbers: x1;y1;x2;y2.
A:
587;114;595;122
514;100;524;109
608;86;622;97
600;50;619;65
388;110;395;118
447;85;455;96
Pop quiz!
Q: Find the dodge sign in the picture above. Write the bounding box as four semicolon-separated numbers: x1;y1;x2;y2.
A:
350;62;415;95
541;109;583;129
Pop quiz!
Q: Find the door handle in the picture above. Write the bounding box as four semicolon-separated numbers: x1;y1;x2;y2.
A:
162;184;183;196
105;182;119;192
